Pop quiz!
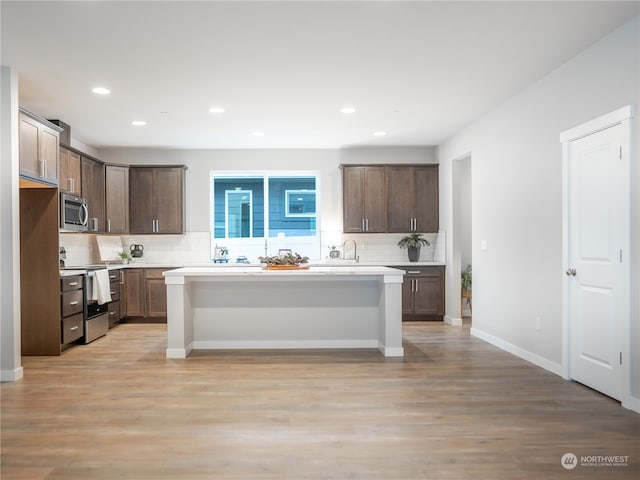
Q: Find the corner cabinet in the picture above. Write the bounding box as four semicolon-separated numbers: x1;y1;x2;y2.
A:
387;165;439;233
19;108;61;186
401;266;445;321
129;166;186;234
342;166;387;233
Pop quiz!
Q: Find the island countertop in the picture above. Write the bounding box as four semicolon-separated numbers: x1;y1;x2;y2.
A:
163;265;404;280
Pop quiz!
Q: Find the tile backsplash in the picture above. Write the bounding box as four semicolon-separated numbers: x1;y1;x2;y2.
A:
60;230;446;266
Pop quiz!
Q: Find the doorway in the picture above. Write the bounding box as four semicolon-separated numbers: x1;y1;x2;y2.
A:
450;154;472;325
561;106;632;404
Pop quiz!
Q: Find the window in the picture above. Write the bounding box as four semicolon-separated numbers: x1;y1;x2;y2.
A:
210;172;320;261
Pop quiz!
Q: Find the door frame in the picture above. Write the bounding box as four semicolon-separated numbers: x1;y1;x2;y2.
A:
560;105;633;407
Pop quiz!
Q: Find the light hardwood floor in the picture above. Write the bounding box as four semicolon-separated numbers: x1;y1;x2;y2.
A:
2;322;639;479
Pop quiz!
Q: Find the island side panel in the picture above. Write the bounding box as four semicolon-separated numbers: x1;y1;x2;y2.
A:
190;279;380;349
377;274;404;357
165;276;193;358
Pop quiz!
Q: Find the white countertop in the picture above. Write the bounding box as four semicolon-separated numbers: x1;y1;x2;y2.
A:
164;265;405;279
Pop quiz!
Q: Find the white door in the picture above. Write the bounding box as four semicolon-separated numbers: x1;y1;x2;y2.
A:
565;122;628;400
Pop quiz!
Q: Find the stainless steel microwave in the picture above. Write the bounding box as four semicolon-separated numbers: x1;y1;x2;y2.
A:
60;193;88;232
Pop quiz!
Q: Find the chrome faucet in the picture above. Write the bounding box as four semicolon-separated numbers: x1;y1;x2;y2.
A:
342;239;358;262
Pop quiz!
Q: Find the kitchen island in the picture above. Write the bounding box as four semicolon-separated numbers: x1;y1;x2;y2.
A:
163;266;405;358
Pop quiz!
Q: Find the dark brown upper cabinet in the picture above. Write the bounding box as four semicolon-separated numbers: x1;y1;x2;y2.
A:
81;156;106;233
387;165;439;233
129;166;186;234
342;166;387;233
105;165;130;234
59;145;82;195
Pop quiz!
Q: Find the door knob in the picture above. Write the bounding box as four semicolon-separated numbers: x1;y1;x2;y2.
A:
565;268;576;276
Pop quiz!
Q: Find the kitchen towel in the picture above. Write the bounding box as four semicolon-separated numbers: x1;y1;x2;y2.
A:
92;269;112;305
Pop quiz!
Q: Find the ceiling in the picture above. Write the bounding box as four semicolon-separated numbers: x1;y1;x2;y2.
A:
2;1;638;150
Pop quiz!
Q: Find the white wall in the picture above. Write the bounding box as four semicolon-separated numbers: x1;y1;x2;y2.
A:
0;66;23;381
438;17;640;404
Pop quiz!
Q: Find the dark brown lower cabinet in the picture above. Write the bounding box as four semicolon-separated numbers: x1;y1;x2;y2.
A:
122;268;168;322
400;266;445;321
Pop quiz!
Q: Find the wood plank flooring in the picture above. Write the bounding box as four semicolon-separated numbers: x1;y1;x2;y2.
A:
2;322;639;479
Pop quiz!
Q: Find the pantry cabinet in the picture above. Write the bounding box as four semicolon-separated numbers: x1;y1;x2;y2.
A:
105;165;129;234
59;145;82;195
129;166;186;234
342;166;386;233
19;108;61;186
387;165;439;233
81;156;105;233
401;266;445;321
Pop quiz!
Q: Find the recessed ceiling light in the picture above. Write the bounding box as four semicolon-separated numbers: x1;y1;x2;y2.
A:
209;106;225;114
374;131;387;137
252;131;265;137
92;87;111;95
340;107;356;114
131;120;146;126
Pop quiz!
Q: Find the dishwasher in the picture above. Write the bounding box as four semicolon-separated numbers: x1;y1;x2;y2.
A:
83;267;109;343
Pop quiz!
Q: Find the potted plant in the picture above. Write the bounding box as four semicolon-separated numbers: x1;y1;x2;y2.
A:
397;233;430;262
118;251;131;264
461;264;472;313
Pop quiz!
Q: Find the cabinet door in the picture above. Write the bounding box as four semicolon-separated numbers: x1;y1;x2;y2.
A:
401;278;414;316
19;113;41;179
413;268;444;316
363;167;386;232
124;269;145;317
40;125;59;185
145;269;167;318
59;146;81;194
414;166;439;233
342;167;365;233
129;168;156;234
105;165;130;234
155;167;184;234
387;167;416;233
81;157;105;233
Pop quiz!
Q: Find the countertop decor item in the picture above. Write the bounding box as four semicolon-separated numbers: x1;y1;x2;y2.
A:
118;251;131;264
397;233;430;262
259;252;309;268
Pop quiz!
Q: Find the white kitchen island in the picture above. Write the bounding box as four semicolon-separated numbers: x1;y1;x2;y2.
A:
163;265;405;358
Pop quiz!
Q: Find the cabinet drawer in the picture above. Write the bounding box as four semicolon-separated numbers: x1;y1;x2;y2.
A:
403;267;442;277
61;275;83;291
108;300;120;328
108;270;121;282
144;268;166;279
62;313;84;344
61;289;84;317
109;281;120;301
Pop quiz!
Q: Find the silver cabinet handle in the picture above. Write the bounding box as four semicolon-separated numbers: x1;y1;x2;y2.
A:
109;274;116;280
71;177;75;193
156;219;159;232
70;326;79;331
91;218;98;231
107;218;111;233
39;159;46;178
361;219;365;231
79;203;89;227
69;301;79;306
407;270;421;274
68;281;79;286
415;278;419;292
365;218;369;231
109;311;116;316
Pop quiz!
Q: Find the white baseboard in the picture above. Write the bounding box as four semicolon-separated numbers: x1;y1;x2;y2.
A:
444;315;462;326
192;339;378;350
623;394;640;414
470;327;563;377
1;366;23;382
